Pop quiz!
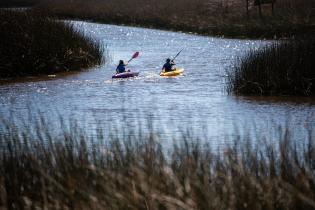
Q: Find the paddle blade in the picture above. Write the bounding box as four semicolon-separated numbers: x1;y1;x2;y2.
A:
128;52;140;63
132;52;139;59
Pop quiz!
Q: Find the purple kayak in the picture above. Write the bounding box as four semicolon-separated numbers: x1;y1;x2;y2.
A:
112;71;140;79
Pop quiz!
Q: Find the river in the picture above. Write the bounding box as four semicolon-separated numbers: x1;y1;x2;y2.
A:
0;21;314;146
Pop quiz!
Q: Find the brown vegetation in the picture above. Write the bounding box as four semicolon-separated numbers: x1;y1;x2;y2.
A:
1;0;315;38
37;0;315;38
0;118;315;209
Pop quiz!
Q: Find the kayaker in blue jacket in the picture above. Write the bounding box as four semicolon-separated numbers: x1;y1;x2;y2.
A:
116;60;128;74
162;58;176;72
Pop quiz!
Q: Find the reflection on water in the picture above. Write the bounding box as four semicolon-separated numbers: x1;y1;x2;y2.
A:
0;22;314;146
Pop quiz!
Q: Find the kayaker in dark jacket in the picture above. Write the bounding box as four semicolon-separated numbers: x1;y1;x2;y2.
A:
116;60;128;74
162;58;176;72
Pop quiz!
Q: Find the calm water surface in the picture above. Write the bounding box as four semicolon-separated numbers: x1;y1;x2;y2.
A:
0;21;314;145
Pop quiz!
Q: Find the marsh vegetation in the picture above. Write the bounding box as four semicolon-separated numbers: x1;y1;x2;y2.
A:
227;35;315;96
40;0;315;39
0;9;104;78
0;117;315;209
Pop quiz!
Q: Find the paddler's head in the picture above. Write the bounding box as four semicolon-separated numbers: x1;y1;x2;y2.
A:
119;60;124;65
166;58;171;63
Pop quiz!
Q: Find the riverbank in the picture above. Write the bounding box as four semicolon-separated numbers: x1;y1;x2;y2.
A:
1;117;315;210
36;0;315;39
1;1;315;40
227;35;315;96
0;9;104;78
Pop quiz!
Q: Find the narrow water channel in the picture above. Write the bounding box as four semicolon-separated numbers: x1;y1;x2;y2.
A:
0;21;314;146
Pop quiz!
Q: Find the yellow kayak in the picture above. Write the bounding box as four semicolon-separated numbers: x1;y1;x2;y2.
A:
160;68;184;77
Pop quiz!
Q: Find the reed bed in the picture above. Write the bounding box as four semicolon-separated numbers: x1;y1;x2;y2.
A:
1;0;315;38
0;118;315;210
33;0;315;39
227;35;315;96
0;9;104;78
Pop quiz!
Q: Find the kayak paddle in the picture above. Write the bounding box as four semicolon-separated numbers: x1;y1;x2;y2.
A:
128;52;140;63
172;49;183;61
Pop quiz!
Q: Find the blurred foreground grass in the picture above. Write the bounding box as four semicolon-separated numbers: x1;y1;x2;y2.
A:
0;116;315;210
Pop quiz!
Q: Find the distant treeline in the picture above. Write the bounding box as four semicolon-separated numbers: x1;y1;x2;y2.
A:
0;9;104;78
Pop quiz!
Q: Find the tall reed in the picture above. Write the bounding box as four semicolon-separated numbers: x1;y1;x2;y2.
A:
227;35;315;95
0;9;104;78
0;117;315;209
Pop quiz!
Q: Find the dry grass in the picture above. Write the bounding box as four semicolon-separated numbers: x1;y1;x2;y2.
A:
0;117;315;209
33;0;315;38
2;0;315;38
